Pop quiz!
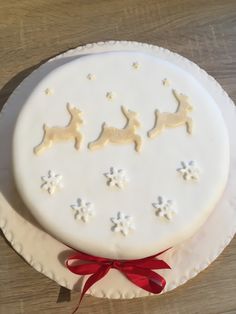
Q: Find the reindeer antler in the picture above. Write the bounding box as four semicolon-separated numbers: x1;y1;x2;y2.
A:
173;90;188;103
121;106;130;118
67;102;72;110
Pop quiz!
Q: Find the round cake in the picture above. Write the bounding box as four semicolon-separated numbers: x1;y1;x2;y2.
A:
12;51;229;259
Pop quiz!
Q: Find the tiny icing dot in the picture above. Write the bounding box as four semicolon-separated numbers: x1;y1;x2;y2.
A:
106;92;116;101
44;88;54;96
87;73;96;80
132;62;140;70
162;79;170;87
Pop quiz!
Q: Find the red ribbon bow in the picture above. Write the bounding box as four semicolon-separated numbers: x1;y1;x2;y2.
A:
66;249;171;313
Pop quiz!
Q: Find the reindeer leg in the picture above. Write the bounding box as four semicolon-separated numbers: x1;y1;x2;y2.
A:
89;136;108;150
88;124;110;151
134;135;142;152
34;137;52;155
34;125;53;155
89;127;110;151
148;110;163;139
148;121;164;138
186;117;193;134
75;134;83;150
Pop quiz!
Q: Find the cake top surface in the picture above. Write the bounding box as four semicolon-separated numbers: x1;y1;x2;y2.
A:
13;51;229;259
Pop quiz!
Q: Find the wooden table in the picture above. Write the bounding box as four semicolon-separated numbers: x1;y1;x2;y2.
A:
0;1;235;313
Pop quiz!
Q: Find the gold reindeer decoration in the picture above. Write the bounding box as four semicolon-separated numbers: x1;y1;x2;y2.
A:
148;89;193;139
88;106;142;152
34;103;84;155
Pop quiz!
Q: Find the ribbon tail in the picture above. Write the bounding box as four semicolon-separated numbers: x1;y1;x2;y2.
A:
71;265;111;314
124;267;166;294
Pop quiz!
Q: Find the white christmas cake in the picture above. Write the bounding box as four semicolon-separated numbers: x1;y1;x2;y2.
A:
12;51;230;259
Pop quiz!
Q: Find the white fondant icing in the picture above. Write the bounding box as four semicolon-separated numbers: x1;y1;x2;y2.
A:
71;198;94;223
153;196;177;220
104;167;128;189
111;212;135;236
12;50;230;259
41;170;63;195
177;160;200;181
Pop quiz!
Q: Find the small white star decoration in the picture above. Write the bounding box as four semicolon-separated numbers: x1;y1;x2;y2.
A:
87;73;96;80
106;91;116;101
104;167;129;189
153;196;177;221
177;160;200;181
71;198;95;223
44;88;54;96
162;78;170;87
132;62;140;69
41;170;63;195
111;212;135;236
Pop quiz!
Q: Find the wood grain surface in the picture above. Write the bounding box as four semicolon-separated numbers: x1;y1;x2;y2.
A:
0;1;236;313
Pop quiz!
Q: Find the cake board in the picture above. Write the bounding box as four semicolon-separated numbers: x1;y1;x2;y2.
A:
0;41;235;298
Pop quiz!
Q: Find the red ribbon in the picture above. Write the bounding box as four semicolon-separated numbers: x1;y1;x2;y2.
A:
66;249;171;313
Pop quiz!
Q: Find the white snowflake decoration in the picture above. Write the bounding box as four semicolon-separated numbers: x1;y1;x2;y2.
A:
177;160;200;181
41;170;63;195
111;212;135;236
153;196;177;220
104;167;129;189
71;198;94;223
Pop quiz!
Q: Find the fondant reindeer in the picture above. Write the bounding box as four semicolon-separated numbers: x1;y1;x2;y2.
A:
34;103;83;155
148;90;193;138
89;106;142;152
